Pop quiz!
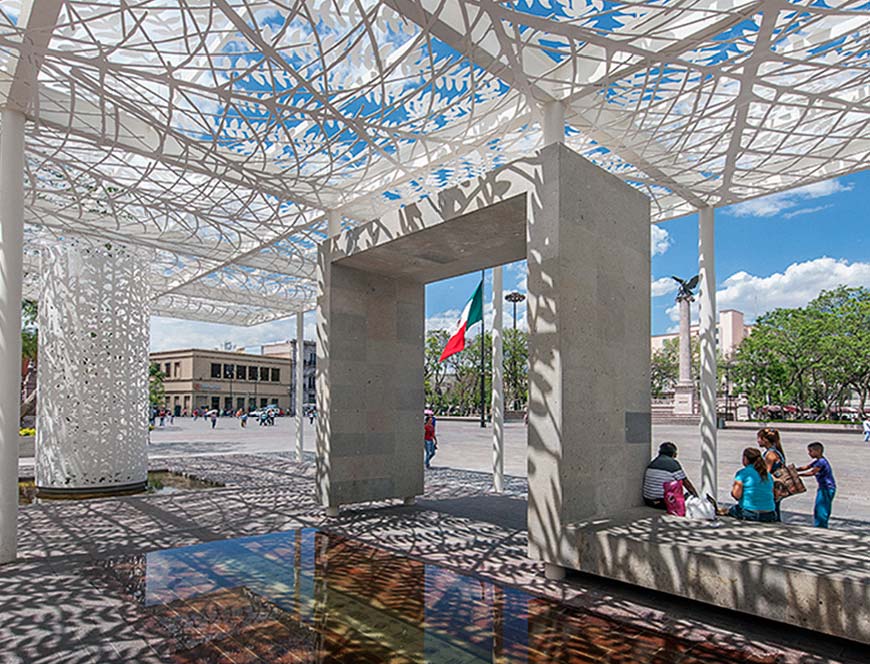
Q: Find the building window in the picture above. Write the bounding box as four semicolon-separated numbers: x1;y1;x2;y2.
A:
164;362;171;376
211;363;221;378
271;368;280;382
236;365;247;380
260;366;269;381
224;396;232;410
260;398;268;408
211;396;220;410
173;361;181;378
223;364;234;379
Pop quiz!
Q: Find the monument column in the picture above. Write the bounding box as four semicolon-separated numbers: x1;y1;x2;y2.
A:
35;239;150;496
491;265;504;493
672;294;695;415
698;207;718;498
0;108;25;562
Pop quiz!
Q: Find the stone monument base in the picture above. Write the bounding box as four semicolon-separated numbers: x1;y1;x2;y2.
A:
672;383;695;415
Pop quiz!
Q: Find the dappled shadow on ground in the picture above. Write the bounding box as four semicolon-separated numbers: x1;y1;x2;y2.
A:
3;452;869;663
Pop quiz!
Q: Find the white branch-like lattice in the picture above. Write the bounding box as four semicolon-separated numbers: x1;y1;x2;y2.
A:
2;0;869;324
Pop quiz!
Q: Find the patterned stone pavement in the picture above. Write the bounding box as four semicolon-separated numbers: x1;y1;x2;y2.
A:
3;452;869;663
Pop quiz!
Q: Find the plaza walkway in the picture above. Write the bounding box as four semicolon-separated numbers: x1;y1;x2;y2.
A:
5;421;870;662
0;448;870;664
140;418;870;528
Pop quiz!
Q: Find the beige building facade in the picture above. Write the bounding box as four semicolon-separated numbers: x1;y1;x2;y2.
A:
150;349;291;414
651;309;752;359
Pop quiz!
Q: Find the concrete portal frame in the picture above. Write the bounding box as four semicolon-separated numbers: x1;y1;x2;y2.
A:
316;144;651;571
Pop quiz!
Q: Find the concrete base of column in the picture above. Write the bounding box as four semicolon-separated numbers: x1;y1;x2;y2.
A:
325;506;339;518
402;496;416;506
673;383;696;415
544;563;566;580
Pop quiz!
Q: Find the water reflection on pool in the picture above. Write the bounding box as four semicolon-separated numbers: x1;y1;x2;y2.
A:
102;529;758;662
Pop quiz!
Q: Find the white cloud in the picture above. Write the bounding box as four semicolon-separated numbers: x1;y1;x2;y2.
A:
728;179;852;218
651;277;677;297
651;225;671;256
782;204;832;220
663;257;870;326
717;257;870;319
149;312;316;353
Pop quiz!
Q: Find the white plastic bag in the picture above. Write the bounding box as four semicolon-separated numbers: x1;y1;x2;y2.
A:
684;495;716;520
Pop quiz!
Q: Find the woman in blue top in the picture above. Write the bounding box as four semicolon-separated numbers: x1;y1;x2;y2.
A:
728;447;777;522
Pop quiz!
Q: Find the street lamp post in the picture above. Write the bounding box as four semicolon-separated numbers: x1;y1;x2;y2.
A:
505;292;525;412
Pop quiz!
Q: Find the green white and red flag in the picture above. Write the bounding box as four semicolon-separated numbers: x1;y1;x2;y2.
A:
439;279;484;362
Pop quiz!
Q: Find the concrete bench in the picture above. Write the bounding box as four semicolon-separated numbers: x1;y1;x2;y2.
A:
563;508;870;644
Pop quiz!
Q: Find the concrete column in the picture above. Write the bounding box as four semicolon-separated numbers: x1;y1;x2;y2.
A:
698;207;718;498
295;311;304;462
36;239;150;495
0;108;25;563
327;210;340;237
316;251;424;509
491;265;504;493
542;100;565;146
527;144;650;570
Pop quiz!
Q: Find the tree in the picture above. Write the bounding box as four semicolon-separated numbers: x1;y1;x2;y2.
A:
731;286;870;419
503;328;528;410
19;300;38;422
650;338;679;398
149;363;166;407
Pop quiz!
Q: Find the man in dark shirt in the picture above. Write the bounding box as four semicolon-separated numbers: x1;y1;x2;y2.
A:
643;442;698;508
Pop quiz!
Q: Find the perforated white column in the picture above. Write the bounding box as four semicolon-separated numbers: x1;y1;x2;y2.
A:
36;239;150;495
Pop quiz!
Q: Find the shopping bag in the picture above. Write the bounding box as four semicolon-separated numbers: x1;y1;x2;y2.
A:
772;464;806;500
685;495;716;520
662;479;686;517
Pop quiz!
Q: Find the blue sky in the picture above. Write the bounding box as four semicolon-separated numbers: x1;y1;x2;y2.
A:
150;170;870;350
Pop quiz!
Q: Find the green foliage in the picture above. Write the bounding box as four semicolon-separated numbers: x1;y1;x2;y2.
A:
651;337;679;397
149;362;166;406
424;327;528;415
21;299;37;361
731;286;870;418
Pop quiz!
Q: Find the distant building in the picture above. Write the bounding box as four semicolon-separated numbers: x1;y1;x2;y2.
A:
261;340;316;411
149;348;291;414
651;309;753;359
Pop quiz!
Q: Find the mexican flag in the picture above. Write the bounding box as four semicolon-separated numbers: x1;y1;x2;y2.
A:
439;279;483;362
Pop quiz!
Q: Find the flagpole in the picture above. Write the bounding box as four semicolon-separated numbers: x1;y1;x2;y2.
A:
480;269;486;428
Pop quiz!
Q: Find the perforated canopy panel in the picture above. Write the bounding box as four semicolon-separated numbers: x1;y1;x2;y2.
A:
1;0;868;324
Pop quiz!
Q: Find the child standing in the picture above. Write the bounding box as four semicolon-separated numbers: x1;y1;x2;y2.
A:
797;442;836;528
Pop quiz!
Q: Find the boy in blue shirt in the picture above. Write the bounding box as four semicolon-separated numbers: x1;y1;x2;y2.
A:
797;442;836;528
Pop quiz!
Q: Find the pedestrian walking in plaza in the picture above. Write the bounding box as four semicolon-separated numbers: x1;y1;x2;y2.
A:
308;406;316;425
209;410;218;429
757;427;786;521
424;415;437;469
863;415;870;443
797;442;836;528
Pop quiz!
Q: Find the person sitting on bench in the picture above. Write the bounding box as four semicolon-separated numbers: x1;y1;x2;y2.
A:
726;447;777;522
643;442;698;508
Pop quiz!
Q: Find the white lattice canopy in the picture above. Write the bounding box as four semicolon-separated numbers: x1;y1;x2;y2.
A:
2;0;868;324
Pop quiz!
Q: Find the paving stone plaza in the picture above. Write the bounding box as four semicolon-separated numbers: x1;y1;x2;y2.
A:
5;430;869;662
3;1;870;661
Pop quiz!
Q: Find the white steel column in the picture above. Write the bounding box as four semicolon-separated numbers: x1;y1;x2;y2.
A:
542;100;565;146
295;311;304;462
698;207;718;499
327;210;340;237
491;266;504;492
0;109;25;563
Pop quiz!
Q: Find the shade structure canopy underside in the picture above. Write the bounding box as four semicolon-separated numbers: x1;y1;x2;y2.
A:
1;0;868;325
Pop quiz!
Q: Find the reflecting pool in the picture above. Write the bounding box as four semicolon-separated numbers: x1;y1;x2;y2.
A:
99;529;764;663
